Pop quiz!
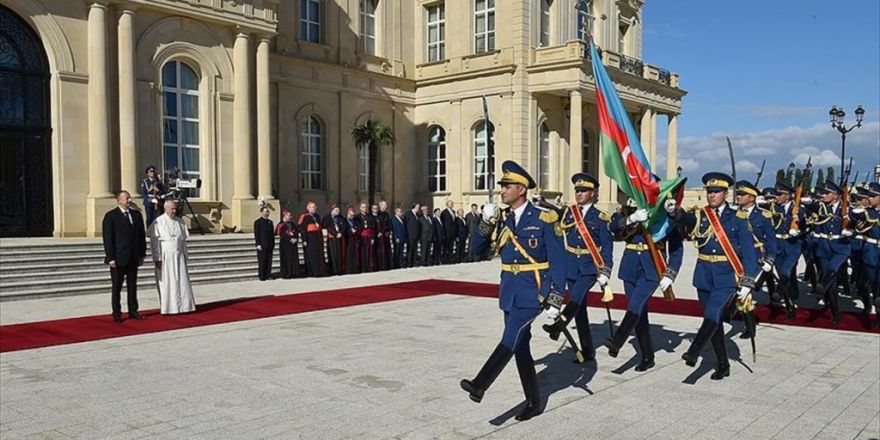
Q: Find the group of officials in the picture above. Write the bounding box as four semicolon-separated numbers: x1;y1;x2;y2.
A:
457;159;880;421
252;200;490;281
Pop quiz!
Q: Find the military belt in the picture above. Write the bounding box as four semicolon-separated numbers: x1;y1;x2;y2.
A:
564;245;593;256
775;233;791;239
811;232;842;240
501;262;549;275
698;253;729;263
625;243;665;252
855;235;879;246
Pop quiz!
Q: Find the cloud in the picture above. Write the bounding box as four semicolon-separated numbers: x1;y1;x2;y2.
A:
749;106;825;119
744;147;776;156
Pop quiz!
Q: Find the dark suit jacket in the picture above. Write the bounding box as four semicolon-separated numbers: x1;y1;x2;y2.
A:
455;217;468;241
405;210;421;241
391;215;407;242
466;212;481;234
432;216;445;242
419;215;434;242
102;207;146;266
441;208;457;240
254;217;275;250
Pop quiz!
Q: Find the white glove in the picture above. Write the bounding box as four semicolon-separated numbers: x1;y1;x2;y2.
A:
801;197;813;204
852;207;865;214
545;306;560;320
597;274;609;286
482;203;497;222
737;286;751;301
627;208;649;225
762;262;773;273
256;245;262;251
789;228;800;237
664;199;677;214
842;229;854;237
756;196;766;205
658;276;673;292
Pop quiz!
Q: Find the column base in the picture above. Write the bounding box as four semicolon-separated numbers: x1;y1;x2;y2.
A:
86;194;119;237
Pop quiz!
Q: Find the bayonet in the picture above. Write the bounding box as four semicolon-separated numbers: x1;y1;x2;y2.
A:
754;159;766;186
726;137;737;201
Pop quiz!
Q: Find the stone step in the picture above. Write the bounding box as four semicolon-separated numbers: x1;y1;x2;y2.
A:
0;253;286;274
0;238;260;258
0;245;275;265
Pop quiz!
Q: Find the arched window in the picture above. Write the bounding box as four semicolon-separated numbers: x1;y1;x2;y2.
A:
161;60;200;198
359;0;377;55
474;121;495;191
474;0;495;53
427;126;446;192
576;0;594;42
538;122;550;188
582;127;592;173
300;116;323;190
300;0;321;43
539;0;552;47
357;145;380;191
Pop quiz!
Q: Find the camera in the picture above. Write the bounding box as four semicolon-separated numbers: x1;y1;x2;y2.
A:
163;167;201;202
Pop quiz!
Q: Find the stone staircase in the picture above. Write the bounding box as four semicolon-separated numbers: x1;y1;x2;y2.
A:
0;234;280;301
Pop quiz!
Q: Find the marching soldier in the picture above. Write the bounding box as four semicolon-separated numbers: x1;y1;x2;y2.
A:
674;172;760;380
802;188;822;294
807;179;852;325
541;173;613;361
605;189;684;371
735;180;781;338
852;182;880;327
770;181;805;317
460;161;566;421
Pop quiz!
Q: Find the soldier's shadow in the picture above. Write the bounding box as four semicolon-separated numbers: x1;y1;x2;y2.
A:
489;348;597;426
682;328;748;384
606;324;690;374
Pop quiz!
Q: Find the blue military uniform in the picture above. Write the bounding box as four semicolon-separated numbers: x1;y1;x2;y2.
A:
140;165;165;225
808;179;852;324
769;181;806;315
541;173;612;360
605;187;684;371
851;183;880;325
461;160;566;422
676;172;760;380
736;181;781;316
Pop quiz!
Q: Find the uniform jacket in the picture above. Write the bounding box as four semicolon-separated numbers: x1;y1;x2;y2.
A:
609;212;684;283
558;204;614;280
744;205;781;265
678;204;760;291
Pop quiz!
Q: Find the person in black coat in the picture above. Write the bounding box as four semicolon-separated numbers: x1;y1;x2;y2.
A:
404;203;422;267
465;204;481;262
432;208;445;266
102;191;147;322
419;206;434;267
344;207;362;274
455;208;468;263
359;203;378;272
440;200;457;263
298;202;324;277
275;209;300;279
322;205;345;276
375;202;393;271
254;206;275;281
391;206;407;269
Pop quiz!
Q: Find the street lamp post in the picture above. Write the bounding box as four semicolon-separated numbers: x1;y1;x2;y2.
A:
829;105;865;184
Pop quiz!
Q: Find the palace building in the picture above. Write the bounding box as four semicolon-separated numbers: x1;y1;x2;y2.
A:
0;0;684;237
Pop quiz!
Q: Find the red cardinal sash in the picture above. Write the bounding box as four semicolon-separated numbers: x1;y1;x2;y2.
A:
570;204;605;269
703;206;744;278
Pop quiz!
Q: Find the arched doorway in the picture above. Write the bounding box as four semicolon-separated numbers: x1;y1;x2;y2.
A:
0;6;52;237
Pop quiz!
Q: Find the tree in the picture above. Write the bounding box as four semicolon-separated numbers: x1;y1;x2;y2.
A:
775;169;786;186
351;118;396;207
826;167;835;185
794;169;803;189
784;166;794;186
815;169;825;190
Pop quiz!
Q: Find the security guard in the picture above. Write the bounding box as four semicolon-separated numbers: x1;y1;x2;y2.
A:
675;172;760;380
770;181;805;318
808;179;852;325
461;160;566;422
541;173;613;361
853;182;880;327
735;180;781;338
605;184;684;371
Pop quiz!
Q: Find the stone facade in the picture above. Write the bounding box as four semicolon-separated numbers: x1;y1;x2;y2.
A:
1;0;684;237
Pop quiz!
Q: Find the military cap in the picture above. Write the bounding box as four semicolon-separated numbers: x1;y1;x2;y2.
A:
762;187;778;198
865;182;880;197
571;173;599;192
497;160;536;189
702;172;734;192
819;179;841;195
145;165;157;173
775;181;793;195
735;180;760;197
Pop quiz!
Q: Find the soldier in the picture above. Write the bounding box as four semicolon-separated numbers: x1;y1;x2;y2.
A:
674;172;760;380
770;181;805;317
140;165;165;225
541;173;613;361
802;188;822;295
853;182;880;327
808;179;852;325
735;180;781;338
604;188;684;372
460;161;566;421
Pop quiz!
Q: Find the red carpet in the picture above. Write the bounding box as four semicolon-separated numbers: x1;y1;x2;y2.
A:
1;280;876;353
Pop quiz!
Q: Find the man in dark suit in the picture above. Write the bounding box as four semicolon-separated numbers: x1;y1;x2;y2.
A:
254;206;275;281
465;204;481;262
432;208;445;266
419;206;434;267
102;190;147;323
455;208;469;263
440;200;457;263
404;203;421;267
391;206;407;269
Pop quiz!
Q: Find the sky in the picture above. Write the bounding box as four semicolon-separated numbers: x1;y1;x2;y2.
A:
641;0;880;187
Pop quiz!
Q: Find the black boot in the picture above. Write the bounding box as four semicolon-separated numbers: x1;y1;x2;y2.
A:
710;324;730;380
821;271;842;325
542;301;579;341
603;311;639;358
682;319;717;367
460;344;513;403
633;316;655;372
778;275;797;320
574;307;595;361
514;355;543;421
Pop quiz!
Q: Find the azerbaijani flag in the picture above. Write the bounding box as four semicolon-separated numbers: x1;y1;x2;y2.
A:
590;42;660;208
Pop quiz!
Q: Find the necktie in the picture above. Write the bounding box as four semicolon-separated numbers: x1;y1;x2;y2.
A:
123;210;131;225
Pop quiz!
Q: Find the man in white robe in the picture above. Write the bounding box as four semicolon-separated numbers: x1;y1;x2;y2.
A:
148;201;196;314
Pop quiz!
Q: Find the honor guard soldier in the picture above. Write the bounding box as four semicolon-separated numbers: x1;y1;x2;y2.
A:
770;181;805;317
735;180;781;337
851;182;880;327
675;172;760;380
802;187;822;294
461;161;566;421
808;179;852;325
605;186;684;371
541;173;613;361
140;165;165;225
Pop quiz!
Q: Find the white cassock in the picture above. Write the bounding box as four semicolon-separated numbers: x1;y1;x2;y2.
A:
148;214;196;314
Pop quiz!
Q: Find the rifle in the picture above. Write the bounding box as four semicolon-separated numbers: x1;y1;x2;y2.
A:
841;158;852;230
726;137;737;202
754;159;766;186
726;136;756;361
790;157;812;232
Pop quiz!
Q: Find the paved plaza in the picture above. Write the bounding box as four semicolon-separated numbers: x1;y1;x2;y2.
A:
1;250;879;440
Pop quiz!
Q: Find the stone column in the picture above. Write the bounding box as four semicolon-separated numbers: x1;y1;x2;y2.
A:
640;107;653;166
232;30;256;230
650;110;658;168
118;7;138;194
666;114;678;179
567;90;582;202
256;36;274;202
87;1;114;236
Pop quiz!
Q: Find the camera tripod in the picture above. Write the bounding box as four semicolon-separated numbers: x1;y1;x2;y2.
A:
171;192;207;235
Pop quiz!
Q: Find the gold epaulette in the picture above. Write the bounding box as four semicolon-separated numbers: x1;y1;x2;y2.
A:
736;210;749;219
760;209;772;219
597;208;611;222
539;209;558;224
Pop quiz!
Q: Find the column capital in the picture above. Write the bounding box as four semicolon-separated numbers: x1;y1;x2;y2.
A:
116;6;139;17
568;89;582;97
89;1;110;9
